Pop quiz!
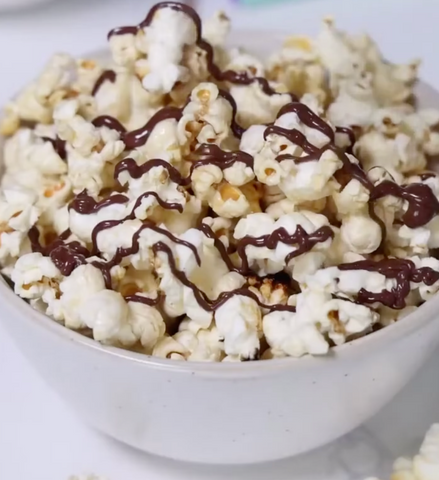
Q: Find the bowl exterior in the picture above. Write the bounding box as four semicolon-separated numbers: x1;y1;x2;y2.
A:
2;294;439;464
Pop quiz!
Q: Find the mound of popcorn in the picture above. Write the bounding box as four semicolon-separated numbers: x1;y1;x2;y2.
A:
2;1;439;362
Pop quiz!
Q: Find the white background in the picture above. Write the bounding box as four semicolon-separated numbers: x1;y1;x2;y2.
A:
1;0;439;479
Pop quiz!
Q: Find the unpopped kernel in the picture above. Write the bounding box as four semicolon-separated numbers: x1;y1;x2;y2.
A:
2;2;439;362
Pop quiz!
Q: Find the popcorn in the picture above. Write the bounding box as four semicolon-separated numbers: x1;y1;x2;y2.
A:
367;424;439;480
215;294;262;360
3;2;439;363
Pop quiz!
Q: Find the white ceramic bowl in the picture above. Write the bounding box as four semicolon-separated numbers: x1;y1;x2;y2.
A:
2;32;439;465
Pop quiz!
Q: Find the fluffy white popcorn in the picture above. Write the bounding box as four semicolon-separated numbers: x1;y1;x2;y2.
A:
215;295;262;360
265;290;377;357
54;100;125;195
263;308;329;358
141;6;198;93
179;82;235;149
11;252;60;300
172;319;224;361
203;11;231;50
49;264;106;330
340;214;382;254
230;81;291;129
0;53;85;131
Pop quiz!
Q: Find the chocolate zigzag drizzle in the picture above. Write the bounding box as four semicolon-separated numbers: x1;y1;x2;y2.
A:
92;69;117;96
339;258;439;309
153;242;296;312
69;190;129;214
106;2;297;103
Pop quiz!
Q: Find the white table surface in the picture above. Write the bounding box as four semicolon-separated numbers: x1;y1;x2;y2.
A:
1;0;439;479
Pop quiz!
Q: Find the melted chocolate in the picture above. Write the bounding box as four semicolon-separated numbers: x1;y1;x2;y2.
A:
92;115;127;135
69;190;129;214
419;172;437;181
131;191;184;214
124;294;161;306
236;225;334;273
339;258;439;309
91;220;201;266
217;89;245;138
109;2;295;103
371;181;439;229
264;126;319;155
108;26;139;39
41;137;67;160
115;157;190;186
92;70;117;96
277;103;335;143
192;143;254;170
28;227;90;276
123;107;183;150
153;242;296;312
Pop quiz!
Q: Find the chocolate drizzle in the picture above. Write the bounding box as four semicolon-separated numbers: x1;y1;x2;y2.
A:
107;1;296;103
236;225;334;273
91;220;201;266
192;143;254;169
264;126;319;156
69;190;129;214
123;107;183;149
92;107;183;149
200;223;334;276
92;69;117;96
92;115;127;134
339;258;439;309
115;158;190;186
153;242;296;312
28;227;90;276
371;181;439;229
41;137;67;160
277;103;335;143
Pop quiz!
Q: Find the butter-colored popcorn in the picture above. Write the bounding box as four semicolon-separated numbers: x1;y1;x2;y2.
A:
179;82;235;151
267;36;327;102
0;187;40;263
327;72;379;129
11;252;60;300
230;81;291;129
153;335;189;359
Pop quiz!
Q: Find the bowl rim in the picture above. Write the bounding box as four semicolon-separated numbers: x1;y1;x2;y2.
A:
1;40;439;377
2;257;438;377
